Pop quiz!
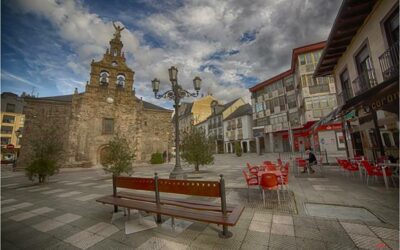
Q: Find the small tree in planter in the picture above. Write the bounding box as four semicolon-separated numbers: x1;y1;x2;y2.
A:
235;141;242;157
102;134;135;212
181;127;214;172
25;122;64;183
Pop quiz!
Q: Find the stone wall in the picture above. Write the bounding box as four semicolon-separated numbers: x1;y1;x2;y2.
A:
17;98;71;169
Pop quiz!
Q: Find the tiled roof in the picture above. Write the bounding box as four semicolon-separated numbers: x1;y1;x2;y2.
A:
224;104;252;121
27;94;171;111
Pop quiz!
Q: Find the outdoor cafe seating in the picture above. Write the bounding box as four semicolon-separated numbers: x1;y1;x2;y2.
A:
338;156;399;190
243;160;290;207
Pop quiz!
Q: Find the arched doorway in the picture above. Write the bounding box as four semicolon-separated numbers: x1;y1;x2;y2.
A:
98;146;110;166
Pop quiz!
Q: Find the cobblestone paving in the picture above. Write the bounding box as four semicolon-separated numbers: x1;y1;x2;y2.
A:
1;153;399;249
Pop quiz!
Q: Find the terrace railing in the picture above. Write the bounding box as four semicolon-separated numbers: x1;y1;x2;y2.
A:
351;69;377;96
379;42;399;81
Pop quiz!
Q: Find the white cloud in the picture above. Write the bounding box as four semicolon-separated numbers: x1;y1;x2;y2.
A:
10;0;340;106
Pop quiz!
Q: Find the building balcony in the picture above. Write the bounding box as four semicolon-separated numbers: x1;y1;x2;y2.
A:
227;125;231;131
237;123;242;128
232;124;236;129
351;69;377;96
379;42;399;81
309;84;330;95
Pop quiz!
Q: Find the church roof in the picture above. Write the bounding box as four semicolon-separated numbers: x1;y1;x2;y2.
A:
33;94;171;111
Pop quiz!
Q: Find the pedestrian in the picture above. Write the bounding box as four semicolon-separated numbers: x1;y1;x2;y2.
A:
162;151;167;163
302;148;316;174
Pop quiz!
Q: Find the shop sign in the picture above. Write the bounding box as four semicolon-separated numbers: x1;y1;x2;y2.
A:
6;144;14;149
316;123;342;131
371;92;399;110
253;129;263;137
344;110;356;120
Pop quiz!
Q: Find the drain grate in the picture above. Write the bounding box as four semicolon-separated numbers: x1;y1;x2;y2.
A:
305;203;382;222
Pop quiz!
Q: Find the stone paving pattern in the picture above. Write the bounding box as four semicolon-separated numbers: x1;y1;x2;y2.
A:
1;153;399;249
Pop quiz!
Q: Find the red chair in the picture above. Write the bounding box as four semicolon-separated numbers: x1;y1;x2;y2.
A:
296;158;307;175
264;164;277;171
263;161;273;165
259;173;280;206
342;160;359;177
277;159;283;167
242;170;259;201
361;160;394;186
246;163;259;176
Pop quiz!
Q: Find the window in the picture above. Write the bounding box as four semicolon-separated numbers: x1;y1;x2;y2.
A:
287;95;297;109
99;71;109;85
2;115;15;123
273;98;279;108
117;74;125;87
102;118;114;134
356;46;373;74
306;53;312;64
6;103;15;113
340;68;352;101
384;7;399;46
0;137;11;145
279;96;286;110
382;133;393;147
1;126;13;134
313;51;320;62
299;55;306;65
393;131;399;147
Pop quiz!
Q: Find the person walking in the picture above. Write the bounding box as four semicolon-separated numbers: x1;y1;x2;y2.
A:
302;148;316;173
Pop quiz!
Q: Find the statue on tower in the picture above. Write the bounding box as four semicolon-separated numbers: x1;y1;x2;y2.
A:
113;21;125;40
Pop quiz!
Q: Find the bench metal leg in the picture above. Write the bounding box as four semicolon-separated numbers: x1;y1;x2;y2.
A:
218;225;233;238
156;214;162;224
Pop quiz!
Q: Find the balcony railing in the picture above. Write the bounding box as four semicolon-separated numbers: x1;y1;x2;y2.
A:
309;84;330;94
237;123;242;128
379;42;399;81
351;69;377;96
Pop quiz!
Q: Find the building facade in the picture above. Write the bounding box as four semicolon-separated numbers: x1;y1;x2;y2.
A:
195;98;246;153
1;92;25;161
250;42;344;155
18;26;173;168
175;95;216;134
314;0;399;160
223;104;254;153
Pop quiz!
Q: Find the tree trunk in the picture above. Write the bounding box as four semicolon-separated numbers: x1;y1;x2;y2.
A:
112;174;118;213
195;164;199;172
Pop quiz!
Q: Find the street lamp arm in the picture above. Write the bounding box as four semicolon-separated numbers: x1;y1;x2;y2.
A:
154;89;199;100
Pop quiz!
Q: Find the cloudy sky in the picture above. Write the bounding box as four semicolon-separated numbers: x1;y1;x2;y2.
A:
1;0;341;108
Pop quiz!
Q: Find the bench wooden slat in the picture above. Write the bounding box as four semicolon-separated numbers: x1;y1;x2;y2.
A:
117;191;236;212
158;179;221;197
116;177;155;191
96;195;244;226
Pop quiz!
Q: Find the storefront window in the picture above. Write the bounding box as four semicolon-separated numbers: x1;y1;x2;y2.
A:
382;133;393;147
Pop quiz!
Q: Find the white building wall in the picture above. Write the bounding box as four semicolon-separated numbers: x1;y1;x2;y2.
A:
333;0;397;93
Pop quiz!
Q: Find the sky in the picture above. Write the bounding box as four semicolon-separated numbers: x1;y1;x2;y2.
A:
1;0;342;109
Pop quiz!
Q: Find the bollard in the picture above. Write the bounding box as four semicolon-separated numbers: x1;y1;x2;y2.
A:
112;175;118;213
218;174;233;238
154;172;162;223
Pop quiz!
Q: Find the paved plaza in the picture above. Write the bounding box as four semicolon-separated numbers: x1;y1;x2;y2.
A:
1;154;399;249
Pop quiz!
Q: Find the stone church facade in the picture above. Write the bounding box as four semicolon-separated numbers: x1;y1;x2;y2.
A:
18;26;173;168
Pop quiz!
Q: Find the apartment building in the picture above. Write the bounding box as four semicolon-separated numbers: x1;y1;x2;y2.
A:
314;0;399;160
173;95;216;134
223;104;254;153
250;42;344;155
1;92;25;160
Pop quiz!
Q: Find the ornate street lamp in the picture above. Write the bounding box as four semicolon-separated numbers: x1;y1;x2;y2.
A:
152;66;201;179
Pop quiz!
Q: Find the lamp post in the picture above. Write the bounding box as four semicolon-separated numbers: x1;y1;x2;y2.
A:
151;66;202;179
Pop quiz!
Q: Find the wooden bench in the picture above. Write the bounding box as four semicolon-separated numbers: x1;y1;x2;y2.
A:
96;173;244;238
